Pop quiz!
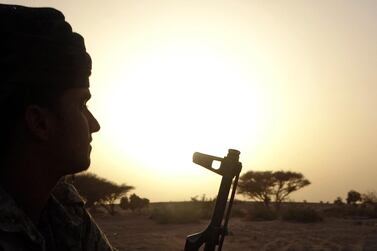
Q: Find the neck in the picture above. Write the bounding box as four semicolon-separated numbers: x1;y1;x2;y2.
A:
0;151;61;225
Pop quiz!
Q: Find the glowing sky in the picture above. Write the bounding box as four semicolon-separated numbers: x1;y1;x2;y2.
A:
6;0;377;202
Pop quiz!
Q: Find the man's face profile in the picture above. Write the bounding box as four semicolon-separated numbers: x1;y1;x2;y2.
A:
49;87;100;175
0;6;116;251
0;3;96;176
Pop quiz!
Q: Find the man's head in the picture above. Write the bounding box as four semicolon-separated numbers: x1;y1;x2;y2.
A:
0;4;100;175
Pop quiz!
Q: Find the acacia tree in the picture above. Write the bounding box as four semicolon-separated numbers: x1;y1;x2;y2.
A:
237;170;310;209
346;190;362;205
70;172;134;215
362;191;377;204
237;171;274;207
272;171;311;209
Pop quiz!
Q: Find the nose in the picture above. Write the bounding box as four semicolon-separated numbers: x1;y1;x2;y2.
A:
88;110;101;133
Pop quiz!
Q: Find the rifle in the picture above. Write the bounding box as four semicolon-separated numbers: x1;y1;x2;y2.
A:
184;149;242;251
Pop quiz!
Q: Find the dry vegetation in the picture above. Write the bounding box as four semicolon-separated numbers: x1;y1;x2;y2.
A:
92;202;377;251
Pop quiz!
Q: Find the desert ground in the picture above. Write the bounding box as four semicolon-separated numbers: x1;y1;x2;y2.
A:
93;208;377;251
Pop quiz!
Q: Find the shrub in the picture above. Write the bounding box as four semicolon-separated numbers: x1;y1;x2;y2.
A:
150;203;203;224
148;196;220;224
362;204;377;218
324;203;377;219
129;194;150;211
191;195;216;219
231;207;247;218
119;196;129;210
282;207;322;223
334;197;344;206
362;191;377;204
347;204;377;219
323;204;347;218
247;204;277;221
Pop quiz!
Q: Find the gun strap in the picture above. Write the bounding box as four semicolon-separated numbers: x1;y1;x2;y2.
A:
217;171;240;251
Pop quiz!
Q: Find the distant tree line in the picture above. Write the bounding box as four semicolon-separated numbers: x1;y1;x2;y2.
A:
120;193;150;211
328;190;377;219
67;172;149;215
334;190;377;205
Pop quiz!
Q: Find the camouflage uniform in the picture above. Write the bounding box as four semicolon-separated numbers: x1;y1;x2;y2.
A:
0;4;117;250
0;181;116;251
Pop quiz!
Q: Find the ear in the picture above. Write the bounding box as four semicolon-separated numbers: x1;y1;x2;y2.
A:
24;105;54;141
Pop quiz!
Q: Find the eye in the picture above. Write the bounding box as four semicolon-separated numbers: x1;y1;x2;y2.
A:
81;96;91;110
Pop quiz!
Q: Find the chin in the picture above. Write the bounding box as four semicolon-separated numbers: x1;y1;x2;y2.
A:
64;158;91;175
77;159;91;172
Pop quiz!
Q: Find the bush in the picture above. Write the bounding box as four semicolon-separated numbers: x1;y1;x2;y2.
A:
324;203;377;219
346;204;377;219
191;195;216;219
323;204;347;218
362;191;377;204
354;204;377;218
333;197;344;206
129;194;150;211
282;207;322;223
247;204;277;221
150;203;203;224
119;196;129;210
149;196;252;224
231;207;247;218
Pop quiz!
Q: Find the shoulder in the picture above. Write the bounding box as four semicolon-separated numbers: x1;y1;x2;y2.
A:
51;177;86;206
51;177;117;251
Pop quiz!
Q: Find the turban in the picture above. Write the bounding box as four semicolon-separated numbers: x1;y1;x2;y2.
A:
0;4;92;98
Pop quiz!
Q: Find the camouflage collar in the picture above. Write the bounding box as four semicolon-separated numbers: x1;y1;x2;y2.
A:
0;186;44;244
0;180;85;246
51;179;86;207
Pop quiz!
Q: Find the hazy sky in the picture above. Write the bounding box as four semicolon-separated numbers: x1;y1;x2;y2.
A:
6;0;377;202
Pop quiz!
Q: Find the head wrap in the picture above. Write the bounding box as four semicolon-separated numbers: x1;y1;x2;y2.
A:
0;4;92;99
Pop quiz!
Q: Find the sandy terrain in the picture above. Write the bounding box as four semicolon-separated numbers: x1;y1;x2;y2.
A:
93;212;377;251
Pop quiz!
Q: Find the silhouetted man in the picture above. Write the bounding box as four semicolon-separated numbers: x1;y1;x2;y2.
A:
0;4;115;250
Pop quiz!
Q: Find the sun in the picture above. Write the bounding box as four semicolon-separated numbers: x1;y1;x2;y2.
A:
97;42;269;179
